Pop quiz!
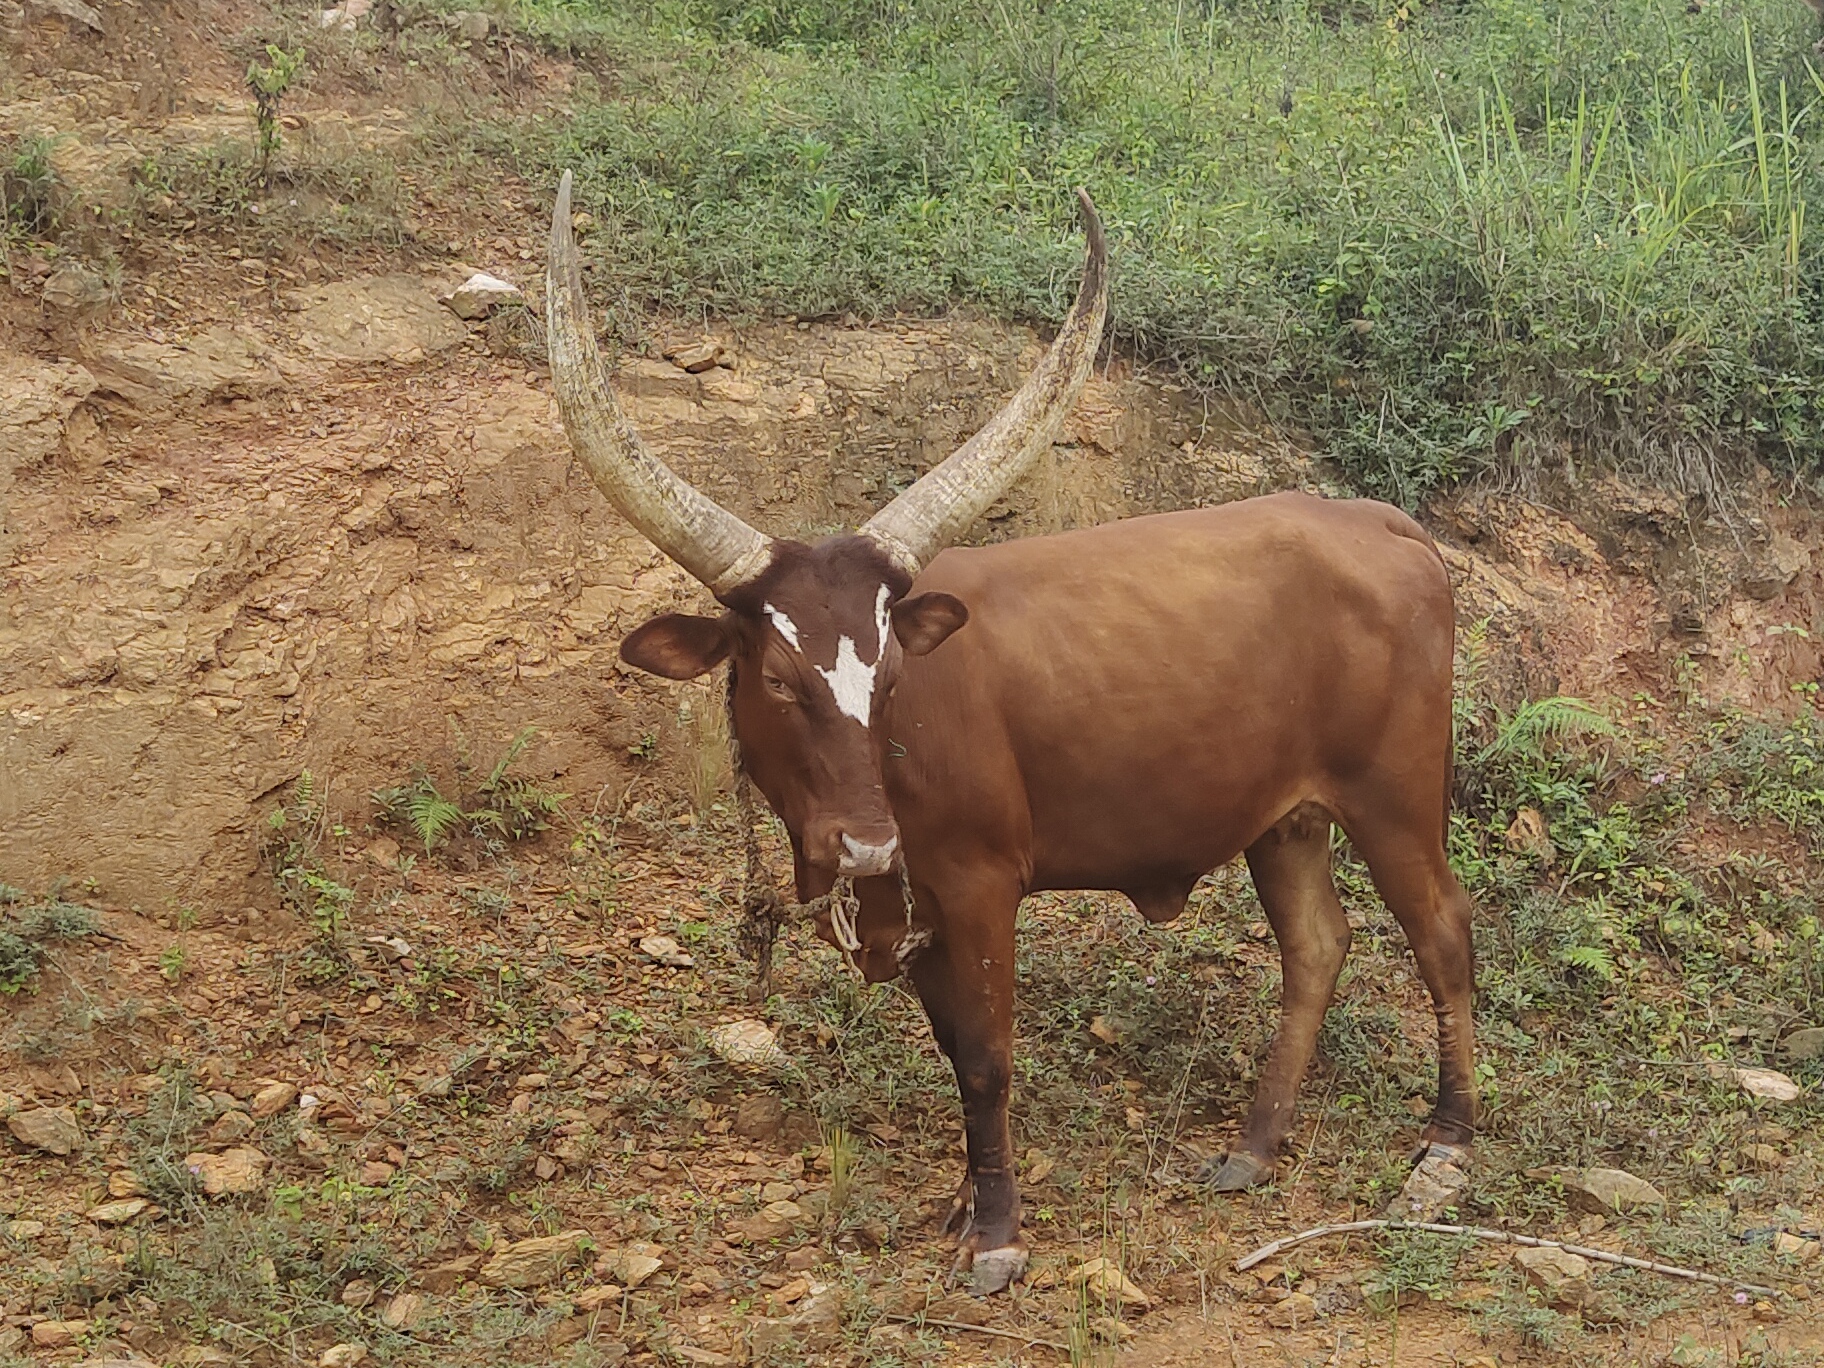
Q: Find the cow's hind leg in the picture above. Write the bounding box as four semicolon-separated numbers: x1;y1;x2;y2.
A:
1207;803;1351;1191
1342;797;1478;1215
906;871;1025;1295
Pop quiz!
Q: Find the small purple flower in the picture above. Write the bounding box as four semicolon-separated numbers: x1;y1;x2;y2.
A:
1145;976;1156;987
1735;1291;1750;1304
1649;772;1667;786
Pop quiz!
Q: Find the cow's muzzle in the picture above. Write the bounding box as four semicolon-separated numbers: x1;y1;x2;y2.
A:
837;831;900;877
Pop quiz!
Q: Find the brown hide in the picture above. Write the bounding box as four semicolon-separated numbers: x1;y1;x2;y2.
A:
881;492;1452;912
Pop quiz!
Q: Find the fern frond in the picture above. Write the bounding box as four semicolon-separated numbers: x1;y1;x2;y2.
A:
1456;617;1490;696
1480;697;1614;765
1559;943;1616;981
483;725;541;792
1452;617;1496;742
406;787;466;852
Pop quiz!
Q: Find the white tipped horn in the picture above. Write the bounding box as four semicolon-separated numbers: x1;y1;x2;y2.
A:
861;189;1110;574
546;171;774;597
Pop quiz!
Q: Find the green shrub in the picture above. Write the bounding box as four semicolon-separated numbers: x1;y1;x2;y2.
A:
1;133;58;237
0;886;99;995
458;0;1824;503
372;725;568;855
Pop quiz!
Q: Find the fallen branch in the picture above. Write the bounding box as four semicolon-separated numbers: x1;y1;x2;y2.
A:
1235;1220;1782;1299
886;1314;1070;1351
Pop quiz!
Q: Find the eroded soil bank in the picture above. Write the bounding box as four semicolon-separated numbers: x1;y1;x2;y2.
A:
8;288;1824;915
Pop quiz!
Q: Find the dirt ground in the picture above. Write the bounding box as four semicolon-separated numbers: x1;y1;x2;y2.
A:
2;3;1823;1367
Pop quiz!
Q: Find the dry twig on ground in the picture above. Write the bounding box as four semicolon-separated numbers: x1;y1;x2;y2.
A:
1236;1219;1783;1298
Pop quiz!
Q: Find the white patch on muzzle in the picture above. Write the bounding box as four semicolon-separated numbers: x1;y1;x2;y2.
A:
838;831;899;876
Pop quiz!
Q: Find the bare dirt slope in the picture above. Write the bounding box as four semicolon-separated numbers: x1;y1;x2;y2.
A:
4;0;1824;917
10;267;1824;915
2;292;1262;910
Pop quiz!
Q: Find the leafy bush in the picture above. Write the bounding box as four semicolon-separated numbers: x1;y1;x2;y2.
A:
372;725;568;854
1690;708;1824;851
458;0;1824;503
246;45;306;187
1;133;58;237
0;885;99;995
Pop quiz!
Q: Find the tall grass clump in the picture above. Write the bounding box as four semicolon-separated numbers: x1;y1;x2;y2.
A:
463;0;1824;503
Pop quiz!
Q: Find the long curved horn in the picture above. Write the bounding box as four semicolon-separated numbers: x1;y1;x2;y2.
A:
546;171;774;597
861;188;1109;574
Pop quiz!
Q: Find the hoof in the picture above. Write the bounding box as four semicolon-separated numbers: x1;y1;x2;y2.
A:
1386;1141;1471;1221
968;1245;1028;1297
1199;1150;1273;1192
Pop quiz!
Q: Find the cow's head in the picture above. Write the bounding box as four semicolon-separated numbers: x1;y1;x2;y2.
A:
545;172;1107;896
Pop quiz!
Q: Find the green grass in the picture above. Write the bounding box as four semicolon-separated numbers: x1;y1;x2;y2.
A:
130;136;410;254
0;885;98;996
1;133;57;243
430;0;1824;504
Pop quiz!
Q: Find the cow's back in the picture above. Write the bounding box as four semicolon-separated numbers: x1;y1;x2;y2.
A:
879;492;1454;899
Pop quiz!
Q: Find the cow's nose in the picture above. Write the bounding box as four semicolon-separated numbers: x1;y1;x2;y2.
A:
837;831;900;877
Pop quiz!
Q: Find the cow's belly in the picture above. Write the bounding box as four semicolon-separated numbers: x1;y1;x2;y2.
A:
1020;727;1316;898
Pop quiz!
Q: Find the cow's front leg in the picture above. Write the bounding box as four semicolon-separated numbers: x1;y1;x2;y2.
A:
907;873;1024;1296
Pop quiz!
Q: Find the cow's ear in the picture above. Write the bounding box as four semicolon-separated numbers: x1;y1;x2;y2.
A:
892;592;969;656
621;613;734;679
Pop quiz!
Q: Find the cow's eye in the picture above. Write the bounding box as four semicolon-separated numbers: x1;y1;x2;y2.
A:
763;673;795;703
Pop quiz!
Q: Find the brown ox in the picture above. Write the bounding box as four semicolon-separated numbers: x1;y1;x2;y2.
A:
545;173;1477;1294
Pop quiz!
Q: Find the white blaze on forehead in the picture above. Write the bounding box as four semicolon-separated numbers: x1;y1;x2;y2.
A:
814;584;893;728
871;582;891;656
763;602;801;652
